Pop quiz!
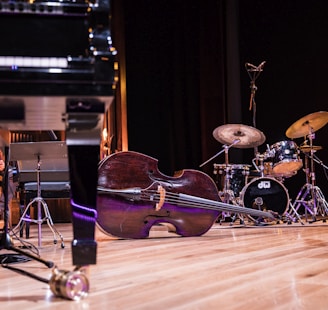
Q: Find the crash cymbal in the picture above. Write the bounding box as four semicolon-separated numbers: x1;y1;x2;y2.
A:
286;111;328;139
299;145;323;152
212;124;266;148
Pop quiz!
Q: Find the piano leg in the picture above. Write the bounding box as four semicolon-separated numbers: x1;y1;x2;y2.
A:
65;103;106;267
48;98;111;300
67;144;98;266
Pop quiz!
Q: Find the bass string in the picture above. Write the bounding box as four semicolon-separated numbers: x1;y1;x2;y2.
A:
140;189;273;219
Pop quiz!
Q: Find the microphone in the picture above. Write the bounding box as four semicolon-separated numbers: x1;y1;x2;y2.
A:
253;197;264;210
257;61;266;70
245;62;257;69
245;61;266;72
232;139;241;145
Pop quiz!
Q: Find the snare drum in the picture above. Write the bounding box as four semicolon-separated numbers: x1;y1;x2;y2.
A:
213;163;250;198
270;140;302;176
240;177;289;216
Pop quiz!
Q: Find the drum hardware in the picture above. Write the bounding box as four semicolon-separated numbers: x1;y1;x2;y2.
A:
291;147;328;222
200;138;241;168
252;151;272;177
286;112;328;222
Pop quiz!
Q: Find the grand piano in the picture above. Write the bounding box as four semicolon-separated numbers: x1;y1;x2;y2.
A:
0;0;117;295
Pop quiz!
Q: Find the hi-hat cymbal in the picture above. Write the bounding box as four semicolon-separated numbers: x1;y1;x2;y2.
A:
286;111;328;139
299;145;323;152
213;124;266;148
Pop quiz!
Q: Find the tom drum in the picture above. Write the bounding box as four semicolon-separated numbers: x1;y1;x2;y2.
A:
269;140;302;176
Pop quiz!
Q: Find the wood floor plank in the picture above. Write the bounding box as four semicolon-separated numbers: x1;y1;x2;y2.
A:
1;222;328;309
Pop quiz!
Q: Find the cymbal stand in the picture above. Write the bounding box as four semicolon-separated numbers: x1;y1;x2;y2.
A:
13;155;64;247
291;130;328;222
199;139;240;168
204;143;245;225
220;146;247;225
251;151;303;224
221;145;234;204
200;139;239;204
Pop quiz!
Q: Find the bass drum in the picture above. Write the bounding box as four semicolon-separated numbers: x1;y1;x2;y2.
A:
240;177;289;216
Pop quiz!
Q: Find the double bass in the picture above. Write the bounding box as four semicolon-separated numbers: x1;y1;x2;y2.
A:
97;151;274;239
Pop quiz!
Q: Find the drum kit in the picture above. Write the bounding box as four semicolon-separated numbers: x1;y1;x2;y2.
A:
206;111;328;224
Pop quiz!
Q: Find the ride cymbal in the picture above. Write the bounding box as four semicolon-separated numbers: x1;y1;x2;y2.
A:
286;111;328;139
212;124;266;148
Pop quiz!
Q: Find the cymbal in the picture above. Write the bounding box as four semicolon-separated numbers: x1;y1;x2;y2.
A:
213;124;266;148
286;111;328;139
299;145;323;152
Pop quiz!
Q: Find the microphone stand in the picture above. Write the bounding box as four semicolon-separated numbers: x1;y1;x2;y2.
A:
245;61;266;157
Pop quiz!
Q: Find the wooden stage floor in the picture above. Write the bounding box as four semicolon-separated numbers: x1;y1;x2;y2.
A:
1;219;328;309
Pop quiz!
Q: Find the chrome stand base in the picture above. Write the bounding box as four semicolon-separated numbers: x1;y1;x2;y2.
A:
13;196;64;248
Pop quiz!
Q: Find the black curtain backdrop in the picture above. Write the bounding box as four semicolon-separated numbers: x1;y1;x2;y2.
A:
121;0;228;177
119;0;328;201
238;1;328;200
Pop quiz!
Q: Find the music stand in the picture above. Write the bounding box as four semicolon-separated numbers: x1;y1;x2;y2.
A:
11;141;66;248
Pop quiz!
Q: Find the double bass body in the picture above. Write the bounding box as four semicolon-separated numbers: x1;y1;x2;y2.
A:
97;151;222;239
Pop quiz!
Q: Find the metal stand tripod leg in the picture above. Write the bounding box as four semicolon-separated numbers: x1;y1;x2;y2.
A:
292;184;314;221
312;186;328;221
13;196;64;248
292;183;328;222
292;126;328;222
12;153;64;248
284;200;304;225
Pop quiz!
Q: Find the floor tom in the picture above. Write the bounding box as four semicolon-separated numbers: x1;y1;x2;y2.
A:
213;163;251;198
